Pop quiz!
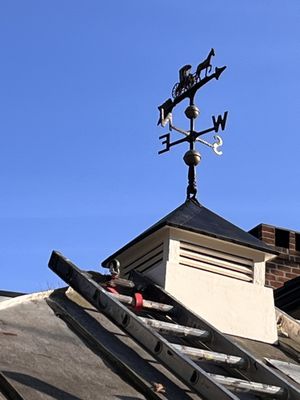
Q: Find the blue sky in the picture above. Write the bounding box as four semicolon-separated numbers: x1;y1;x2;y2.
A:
1;1;299;292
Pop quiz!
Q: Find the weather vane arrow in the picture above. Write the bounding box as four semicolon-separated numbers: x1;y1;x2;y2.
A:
157;48;228;200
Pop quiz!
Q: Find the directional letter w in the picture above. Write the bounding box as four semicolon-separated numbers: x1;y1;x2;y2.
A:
212;111;228;132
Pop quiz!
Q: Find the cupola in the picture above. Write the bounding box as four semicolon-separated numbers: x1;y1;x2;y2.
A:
102;199;279;344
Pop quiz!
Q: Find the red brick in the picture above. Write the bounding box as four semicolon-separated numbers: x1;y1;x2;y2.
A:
269;281;283;288
266;270;278;276
261;226;275;234
267;265;292;275
274;260;287;266
289;234;296;242
289;249;300;256
280;279;290;285
262;237;275;242
265;275;276;282
277;266;292;273
291;261;300;267
280;248;289;254
267;261;277;267
261;233;275;239
274;270;285;277
263;240;275;245
272;257;285;265
291;268;300;275
266;263;279;269
290;255;300;263
262;236;274;241
266;270;277;276
285;272;298;279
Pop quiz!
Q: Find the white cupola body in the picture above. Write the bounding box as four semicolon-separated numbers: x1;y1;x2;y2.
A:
103;199;278;344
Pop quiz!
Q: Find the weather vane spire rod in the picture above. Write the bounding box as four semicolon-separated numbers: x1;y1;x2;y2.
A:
157;48;228;200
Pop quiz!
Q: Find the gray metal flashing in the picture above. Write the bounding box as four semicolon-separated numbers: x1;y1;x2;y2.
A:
265;359;300;385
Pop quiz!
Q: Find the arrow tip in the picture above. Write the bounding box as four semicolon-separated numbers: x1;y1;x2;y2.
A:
215;66;227;80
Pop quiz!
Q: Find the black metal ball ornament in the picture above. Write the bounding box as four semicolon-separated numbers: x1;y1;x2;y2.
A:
185;105;200;120
183;150;201;167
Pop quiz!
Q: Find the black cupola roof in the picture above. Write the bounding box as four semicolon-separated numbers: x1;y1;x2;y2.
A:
102;199;277;267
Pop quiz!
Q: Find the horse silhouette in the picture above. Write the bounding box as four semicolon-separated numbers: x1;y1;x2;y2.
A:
196;48;215;79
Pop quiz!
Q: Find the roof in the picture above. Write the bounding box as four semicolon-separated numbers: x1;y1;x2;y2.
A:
2;247;300;399
0;289;199;400
103;199;277;267
1;281;300;399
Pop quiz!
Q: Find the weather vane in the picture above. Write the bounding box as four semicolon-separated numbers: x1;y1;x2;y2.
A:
158;48;228;200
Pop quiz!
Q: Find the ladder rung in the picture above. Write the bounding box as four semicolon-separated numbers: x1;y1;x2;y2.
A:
171;344;246;368
209;373;285;397
139;317;210;340
107;277;135;289
108;292;173;312
84;272;135;289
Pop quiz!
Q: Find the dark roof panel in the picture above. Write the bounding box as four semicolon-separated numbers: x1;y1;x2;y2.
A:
103;199;277;267
148;199;276;250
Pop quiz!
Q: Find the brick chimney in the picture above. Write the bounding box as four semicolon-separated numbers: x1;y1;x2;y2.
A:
248;224;300;289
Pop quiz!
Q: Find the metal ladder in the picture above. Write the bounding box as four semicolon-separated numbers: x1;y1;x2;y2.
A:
48;251;300;400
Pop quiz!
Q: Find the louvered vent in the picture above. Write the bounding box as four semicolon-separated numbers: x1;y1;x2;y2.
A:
122;243;164;275
179;241;253;282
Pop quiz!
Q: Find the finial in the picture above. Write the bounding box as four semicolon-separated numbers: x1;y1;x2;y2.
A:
157;48;228;200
